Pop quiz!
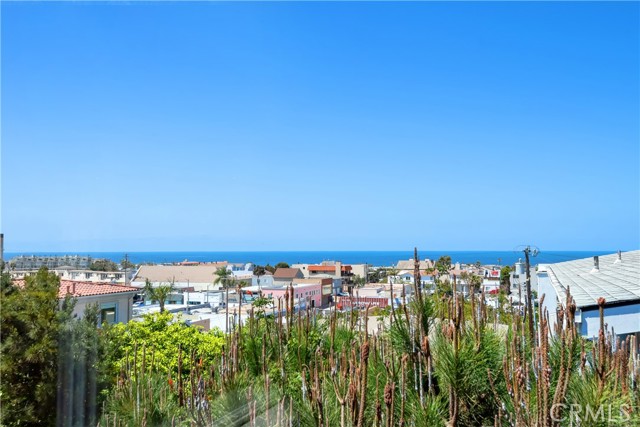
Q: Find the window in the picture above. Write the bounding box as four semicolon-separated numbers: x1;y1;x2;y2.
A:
100;303;117;325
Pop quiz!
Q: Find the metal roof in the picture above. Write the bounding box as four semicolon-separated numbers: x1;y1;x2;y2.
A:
539;250;640;308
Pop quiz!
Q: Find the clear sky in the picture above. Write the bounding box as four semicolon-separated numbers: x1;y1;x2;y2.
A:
1;1;638;252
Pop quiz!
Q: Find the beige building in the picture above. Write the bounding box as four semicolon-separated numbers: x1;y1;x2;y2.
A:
395;259;435;270
272;268;304;286
293;261;368;281
132;263;228;291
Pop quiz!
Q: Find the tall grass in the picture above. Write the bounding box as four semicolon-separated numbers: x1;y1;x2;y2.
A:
99;282;639;426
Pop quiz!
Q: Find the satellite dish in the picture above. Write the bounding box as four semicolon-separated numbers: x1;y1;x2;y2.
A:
532;248;539;257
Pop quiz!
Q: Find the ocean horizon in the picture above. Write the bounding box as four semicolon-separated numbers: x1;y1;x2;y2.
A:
3;250;620;267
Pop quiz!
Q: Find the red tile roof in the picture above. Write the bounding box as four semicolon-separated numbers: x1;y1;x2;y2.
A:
13;279;139;298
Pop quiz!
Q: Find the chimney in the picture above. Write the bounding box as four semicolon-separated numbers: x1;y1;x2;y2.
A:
614;250;622;264
591;256;600;273
335;261;342;277
72;283;76;295
66;285;71;295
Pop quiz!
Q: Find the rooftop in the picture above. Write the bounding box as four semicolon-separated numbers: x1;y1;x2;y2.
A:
273;268;303;279
308;265;352;273
13;279;139;298
539;250;640;308
133;263;228;283
396;259;434;270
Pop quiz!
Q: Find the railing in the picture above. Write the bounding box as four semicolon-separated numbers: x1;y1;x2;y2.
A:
336;295;388;309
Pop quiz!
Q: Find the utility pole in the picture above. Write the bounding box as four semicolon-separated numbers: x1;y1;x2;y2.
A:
124;253;129;286
523;246;534;343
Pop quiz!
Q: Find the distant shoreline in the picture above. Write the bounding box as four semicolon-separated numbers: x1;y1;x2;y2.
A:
3;250;618;267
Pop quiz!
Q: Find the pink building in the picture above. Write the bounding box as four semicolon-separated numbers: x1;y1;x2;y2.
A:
262;282;325;308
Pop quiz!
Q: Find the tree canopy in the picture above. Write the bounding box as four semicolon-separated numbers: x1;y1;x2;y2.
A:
253;265;266;277
119;257;136;271
213;267;234;289
102;311;224;378
0;268;74;426
435;255;452;275
89;259;118;271
500;265;512;294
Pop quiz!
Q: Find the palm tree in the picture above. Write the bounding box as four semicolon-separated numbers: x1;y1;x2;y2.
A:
213;267;232;289
459;271;482;297
353;275;366;287
214;267;236;334
144;278;176;313
253;265;266;291
387;267;398;284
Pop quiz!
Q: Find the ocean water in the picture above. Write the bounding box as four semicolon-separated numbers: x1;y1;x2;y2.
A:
3;250;614;267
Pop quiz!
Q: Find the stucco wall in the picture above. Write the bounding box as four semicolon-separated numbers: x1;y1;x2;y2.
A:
580;304;640;338
71;293;135;324
263;283;323;308
537;272;559;333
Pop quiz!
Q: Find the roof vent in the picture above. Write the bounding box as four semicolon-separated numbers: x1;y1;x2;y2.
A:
591;256;600;273
614;250;622;264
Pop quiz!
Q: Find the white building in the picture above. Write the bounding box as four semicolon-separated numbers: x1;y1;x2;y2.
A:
14;279;138;324
251;272;274;288
8;255;92;270
11;268;128;284
227;262;254;278
537;250;640;346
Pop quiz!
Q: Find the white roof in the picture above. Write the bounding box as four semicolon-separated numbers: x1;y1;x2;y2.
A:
540;250;640;308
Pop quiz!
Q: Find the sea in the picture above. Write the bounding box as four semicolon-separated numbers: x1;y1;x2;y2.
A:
3;250;615;267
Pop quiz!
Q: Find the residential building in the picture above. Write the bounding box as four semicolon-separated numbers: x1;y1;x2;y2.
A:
11;268;127;284
395;259;435;271
393;270;431;286
9;255;92;270
14;279;138;324
293;277;334;306
262;282;323;308
292;261;361;293
227;262;254;278
272;268;304;286
166;290;225;307
537;251;640;346
132;263;228;291
251;271;274;288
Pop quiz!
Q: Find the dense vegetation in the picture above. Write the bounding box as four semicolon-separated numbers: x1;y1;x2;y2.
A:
90;259;119;271
1;266;638;426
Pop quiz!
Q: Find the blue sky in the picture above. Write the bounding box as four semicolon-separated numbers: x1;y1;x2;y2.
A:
2;2;638;252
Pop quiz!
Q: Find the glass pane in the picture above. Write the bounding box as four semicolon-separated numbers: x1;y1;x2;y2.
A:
101;308;116;324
